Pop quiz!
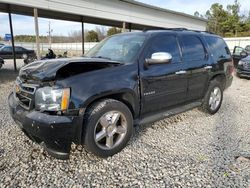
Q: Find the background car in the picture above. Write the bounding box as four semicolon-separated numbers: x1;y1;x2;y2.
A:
0;45;35;59
236;55;250;78
232;46;249;67
245;45;250;54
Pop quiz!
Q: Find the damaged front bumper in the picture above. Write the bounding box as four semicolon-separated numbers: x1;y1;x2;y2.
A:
8;92;83;160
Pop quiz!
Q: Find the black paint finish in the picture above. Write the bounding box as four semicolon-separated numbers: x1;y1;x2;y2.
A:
8;30;234;159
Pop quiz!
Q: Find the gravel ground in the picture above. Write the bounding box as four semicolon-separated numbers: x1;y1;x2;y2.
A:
0;61;250;187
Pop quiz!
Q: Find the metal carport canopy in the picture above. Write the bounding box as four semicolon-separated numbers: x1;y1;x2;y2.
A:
0;0;207;30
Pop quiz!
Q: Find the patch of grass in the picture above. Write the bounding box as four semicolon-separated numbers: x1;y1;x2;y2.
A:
223;172;229;177
197;154;209;162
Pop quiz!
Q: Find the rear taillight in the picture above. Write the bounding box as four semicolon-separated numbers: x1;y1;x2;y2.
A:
228;60;234;75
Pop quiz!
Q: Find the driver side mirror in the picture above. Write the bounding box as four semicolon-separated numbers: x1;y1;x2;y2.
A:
145;52;172;67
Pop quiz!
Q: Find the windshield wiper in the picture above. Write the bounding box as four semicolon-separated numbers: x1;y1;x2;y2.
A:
91;56;111;60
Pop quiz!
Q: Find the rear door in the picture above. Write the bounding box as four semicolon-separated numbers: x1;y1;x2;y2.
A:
139;33;188;115
179;34;210;101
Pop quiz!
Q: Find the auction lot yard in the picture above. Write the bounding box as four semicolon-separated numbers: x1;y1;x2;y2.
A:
0;60;249;187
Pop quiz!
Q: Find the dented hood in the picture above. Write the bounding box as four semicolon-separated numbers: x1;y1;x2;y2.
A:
19;57;121;82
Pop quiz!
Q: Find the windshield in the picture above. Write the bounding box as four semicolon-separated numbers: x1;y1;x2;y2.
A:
85;34;146;63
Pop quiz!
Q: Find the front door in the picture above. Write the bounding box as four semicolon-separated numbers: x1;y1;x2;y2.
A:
139;34;188;115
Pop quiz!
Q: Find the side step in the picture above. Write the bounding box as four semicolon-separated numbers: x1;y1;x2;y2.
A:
138;101;202;125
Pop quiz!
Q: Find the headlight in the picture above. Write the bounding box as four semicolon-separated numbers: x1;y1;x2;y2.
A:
238;60;244;66
35;87;70;111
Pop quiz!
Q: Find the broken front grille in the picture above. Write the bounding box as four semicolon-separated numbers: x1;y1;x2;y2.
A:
14;78;37;110
16;92;32;110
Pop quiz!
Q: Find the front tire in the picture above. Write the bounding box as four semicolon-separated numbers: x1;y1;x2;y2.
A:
83;99;133;157
201;79;223;114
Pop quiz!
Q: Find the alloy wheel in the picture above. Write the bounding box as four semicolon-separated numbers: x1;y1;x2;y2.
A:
209;87;222;111
94;111;128;150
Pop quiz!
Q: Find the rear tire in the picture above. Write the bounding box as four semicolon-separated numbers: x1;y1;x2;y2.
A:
83;99;133;157
201;79;223;115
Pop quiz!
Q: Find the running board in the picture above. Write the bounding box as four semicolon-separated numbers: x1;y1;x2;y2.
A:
138;101;202;125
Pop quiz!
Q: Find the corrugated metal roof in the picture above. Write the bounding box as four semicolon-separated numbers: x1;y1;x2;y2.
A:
0;0;207;30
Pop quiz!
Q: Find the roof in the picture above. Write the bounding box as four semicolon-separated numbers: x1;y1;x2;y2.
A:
0;0;207;31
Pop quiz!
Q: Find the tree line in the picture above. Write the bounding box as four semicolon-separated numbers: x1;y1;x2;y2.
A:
194;0;250;37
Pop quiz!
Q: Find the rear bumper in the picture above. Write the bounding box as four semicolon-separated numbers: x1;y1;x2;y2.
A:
8;92;83;160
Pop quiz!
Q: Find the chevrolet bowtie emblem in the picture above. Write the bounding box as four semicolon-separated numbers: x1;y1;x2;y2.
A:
15;85;21;94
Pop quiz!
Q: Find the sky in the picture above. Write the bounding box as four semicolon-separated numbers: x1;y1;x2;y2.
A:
0;0;250;38
137;0;250;16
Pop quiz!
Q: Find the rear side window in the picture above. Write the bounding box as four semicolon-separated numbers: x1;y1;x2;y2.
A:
205;36;231;60
146;35;181;63
180;35;206;61
15;47;24;52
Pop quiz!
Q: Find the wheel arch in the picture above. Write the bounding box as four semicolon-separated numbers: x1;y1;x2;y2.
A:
83;90;139;119
209;73;226;90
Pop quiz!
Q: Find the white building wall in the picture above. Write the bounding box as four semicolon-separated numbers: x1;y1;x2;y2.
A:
224;37;250;52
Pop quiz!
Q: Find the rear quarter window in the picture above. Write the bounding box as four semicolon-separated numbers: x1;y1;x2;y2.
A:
204;36;231;60
180;35;206;61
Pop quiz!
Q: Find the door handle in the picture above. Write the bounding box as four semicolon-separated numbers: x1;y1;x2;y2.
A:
175;70;187;75
204;66;212;70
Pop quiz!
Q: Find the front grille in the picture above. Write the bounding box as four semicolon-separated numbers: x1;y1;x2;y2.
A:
14;78;37;110
16;93;31;110
22;85;36;94
243;62;250;70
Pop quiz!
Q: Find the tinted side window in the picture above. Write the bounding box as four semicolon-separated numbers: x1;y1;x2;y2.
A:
205;36;231;60
147;35;181;63
180;35;206;61
15;47;24;52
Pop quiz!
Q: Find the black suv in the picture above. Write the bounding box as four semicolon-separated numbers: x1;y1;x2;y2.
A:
8;29;233;159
